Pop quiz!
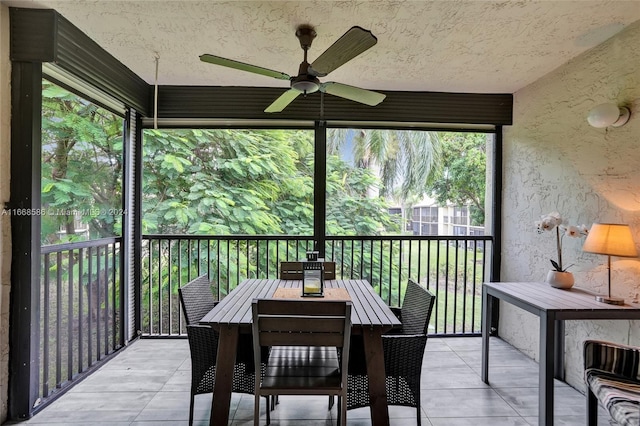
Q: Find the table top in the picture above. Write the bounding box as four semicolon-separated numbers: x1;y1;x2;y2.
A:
201;279;401;332
484;282;640;319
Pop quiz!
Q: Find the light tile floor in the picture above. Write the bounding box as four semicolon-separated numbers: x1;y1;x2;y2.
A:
9;337;615;425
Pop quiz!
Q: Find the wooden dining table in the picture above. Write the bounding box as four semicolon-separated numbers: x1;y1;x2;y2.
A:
200;278;401;426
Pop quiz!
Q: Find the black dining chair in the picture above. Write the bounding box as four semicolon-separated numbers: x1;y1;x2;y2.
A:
252;299;352;426
346;278;435;425
179;276;270;425
178;274;218;325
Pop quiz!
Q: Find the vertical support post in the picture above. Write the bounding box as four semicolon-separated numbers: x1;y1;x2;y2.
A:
122;109;142;343
8;61;43;420
314;121;327;258
554;319;565;380
120;110;132;345
132;112;143;337
489;127;503;335
481;285;492;383
539;311;555;426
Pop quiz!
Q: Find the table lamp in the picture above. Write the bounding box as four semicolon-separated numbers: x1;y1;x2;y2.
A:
582;223;638;305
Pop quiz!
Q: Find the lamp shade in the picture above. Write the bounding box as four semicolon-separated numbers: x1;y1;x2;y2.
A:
583;223;638;257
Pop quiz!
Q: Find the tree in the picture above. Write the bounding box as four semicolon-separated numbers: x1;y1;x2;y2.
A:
141;128;395;236
326;128;441;233
142;129;313;235
429;133;487;225
327;129;440;199
41;81;124;244
325;155;397;235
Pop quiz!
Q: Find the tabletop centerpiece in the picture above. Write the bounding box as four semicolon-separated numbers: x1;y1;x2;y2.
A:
302;251;324;297
535;212;588;289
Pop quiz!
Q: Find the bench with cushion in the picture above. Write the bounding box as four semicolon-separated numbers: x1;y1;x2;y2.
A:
584;339;640;426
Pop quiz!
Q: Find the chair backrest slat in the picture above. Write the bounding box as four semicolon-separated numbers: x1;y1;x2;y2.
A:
279;262;303;280
280;261;337;280
252;299;351;349
323;262;336;280
259;316;349;334
400;279;436;335
257;298;347;316
178;275;217;325
260;333;346;347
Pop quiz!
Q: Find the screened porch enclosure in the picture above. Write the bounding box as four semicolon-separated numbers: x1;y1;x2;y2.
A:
8;7;511;421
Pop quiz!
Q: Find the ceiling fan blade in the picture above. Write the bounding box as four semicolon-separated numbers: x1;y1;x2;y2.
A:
200;54;290;80
321;82;385;106
264;89;302;113
308;26;377;77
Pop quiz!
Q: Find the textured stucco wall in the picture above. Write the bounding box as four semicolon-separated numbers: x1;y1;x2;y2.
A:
0;4;11;423
501;20;640;391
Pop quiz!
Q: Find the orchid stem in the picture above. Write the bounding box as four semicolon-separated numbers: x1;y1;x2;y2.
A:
556;227;562;271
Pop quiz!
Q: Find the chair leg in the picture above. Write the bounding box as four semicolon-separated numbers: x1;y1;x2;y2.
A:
339;395;347;426
188;394;195;426
265;396;270;425
416;406;421;426
254;394;261;426
587;387;598;426
328;395;335;409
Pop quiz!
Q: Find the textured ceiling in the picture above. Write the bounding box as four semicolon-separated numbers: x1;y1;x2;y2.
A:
4;0;640;93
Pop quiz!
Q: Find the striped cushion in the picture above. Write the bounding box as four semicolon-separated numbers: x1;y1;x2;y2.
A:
584;341;640;381
586;369;640;426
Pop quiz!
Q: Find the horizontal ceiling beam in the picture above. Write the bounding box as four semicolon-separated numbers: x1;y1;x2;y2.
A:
156;86;512;125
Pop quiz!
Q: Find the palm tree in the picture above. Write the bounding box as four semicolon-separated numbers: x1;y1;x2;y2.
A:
326;128;441;228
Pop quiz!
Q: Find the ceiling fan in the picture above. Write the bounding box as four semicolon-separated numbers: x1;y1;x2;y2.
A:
200;25;386;113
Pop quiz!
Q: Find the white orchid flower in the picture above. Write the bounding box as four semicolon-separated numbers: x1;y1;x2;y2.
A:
535;212;589;272
565;225;581;238
539;215;559;231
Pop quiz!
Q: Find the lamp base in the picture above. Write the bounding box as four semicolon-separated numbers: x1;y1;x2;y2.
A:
595;295;625;305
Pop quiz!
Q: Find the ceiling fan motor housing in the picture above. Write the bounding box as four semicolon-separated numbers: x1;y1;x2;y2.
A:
291;61;320;94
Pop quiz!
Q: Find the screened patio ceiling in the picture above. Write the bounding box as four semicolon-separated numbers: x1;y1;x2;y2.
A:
6;0;640;94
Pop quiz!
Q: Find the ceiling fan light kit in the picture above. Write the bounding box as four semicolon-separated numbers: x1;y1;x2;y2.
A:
200;24;386;113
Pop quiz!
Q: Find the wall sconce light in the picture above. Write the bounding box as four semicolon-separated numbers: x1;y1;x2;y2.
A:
582;223;638;305
587;103;630;128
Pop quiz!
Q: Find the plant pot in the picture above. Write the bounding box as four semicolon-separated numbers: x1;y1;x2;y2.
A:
546;270;574;289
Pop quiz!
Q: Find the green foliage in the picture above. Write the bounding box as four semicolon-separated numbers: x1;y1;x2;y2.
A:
327;128;441;206
141;129;397;237
142;129;314;235
325;155;398;235
41;80;124;244
430;133;487;225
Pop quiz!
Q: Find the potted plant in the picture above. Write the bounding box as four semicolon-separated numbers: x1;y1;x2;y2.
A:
535;212;589;289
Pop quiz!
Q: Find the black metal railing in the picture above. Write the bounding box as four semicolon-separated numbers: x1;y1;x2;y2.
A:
141;234;492;337
39;237;124;402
